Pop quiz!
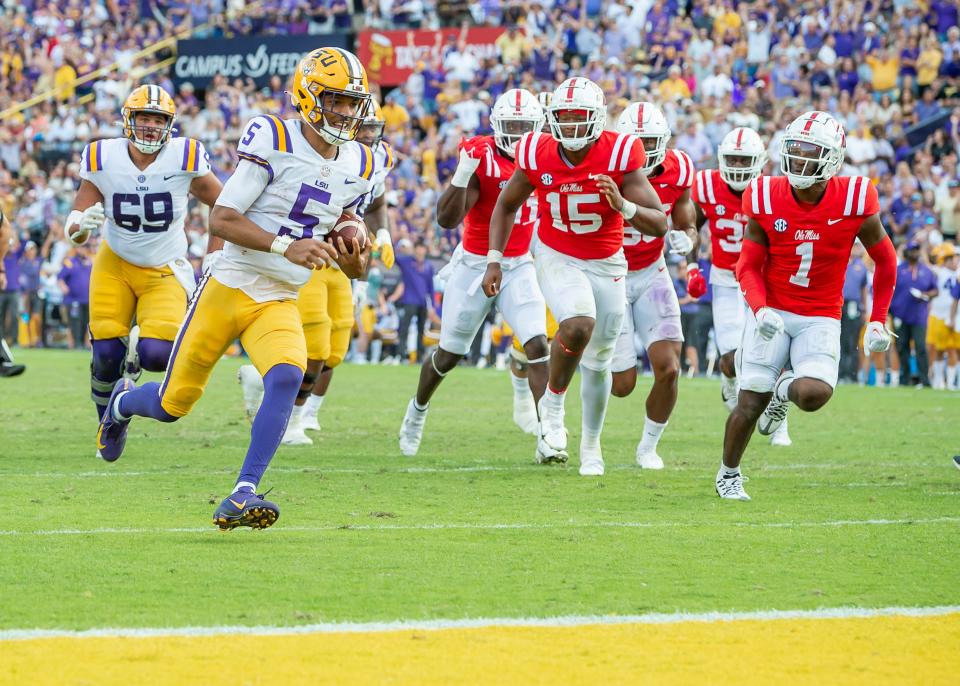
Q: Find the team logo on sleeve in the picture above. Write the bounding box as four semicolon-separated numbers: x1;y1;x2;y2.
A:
716;205;726;216
540;173;553;185
774;218;788;233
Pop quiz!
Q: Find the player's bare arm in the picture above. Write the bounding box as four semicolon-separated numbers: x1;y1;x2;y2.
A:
482;168;535;297
209;205;338;270
593;170;667;237
436;174;481;229
857;213;898;351
694;201;707;230
670;188;699;254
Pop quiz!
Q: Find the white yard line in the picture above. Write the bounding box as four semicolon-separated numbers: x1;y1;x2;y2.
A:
0;516;956;538
1;605;957;642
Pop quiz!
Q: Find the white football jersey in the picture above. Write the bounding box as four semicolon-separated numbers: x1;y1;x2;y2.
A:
930;265;959;321
79;136;210;267
358;140;395;215
213;115;376;301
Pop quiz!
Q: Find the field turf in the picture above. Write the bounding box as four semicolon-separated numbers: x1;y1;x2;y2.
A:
1;348;958;683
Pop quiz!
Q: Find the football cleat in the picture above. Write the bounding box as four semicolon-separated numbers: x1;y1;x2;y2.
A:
758;371;793;436
0;362;25;377
96;379;134;462
398;398;428;456
213;489;279;531
237;364;264;423
578;444;604;476
281;410;313;446
123;325;142;382
300;409;321;432
535;396;568;464
721;378;738;412
716;468;751;501
512;392;539;435
769;417;792;447
636;447;664;470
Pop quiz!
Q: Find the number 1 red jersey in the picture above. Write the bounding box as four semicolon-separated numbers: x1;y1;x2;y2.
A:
623;149;694;271
462;135;537;257
693;169;748;274
516;130;644;260
741;175;879;319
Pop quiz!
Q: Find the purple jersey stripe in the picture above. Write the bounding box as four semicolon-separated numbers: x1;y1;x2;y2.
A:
278;119;292;154
266;116;281;151
85;145;93;172
237;152;275;183
181;139;190;170
95;142;102;171
159;273;211;400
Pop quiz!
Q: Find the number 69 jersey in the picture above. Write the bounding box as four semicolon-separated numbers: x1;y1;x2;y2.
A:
742;175;878;319
213;115;375;300
79;136;211;267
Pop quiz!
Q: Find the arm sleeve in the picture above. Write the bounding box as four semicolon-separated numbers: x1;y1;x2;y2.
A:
214;160;270;215
735;238;769;314
866;237;897;323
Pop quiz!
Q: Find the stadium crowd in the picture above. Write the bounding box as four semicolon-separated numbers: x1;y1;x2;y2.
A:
1;0;959;386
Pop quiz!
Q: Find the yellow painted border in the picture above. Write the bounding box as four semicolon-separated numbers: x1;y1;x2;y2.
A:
3;614;958;685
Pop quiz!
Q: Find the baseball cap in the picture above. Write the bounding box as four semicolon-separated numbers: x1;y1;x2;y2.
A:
905;239;921;251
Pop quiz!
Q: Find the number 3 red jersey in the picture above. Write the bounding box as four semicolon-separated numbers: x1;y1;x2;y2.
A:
516;130;645;260
462;135;537;258
693;168;747;274
742;175;879;319
623;149;694;271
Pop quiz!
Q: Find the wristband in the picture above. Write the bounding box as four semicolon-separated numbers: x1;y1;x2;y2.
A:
487;249;503;265
451;161;477;188
620;200;637;220
375;228;391;245
270;234;295;256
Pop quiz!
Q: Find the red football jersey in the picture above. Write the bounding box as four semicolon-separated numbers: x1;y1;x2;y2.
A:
742;175;879;319
516;130;644;260
693;169;748;273
623;149;694;271
462;135;538;257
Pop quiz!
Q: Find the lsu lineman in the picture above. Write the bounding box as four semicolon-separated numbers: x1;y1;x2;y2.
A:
96;48;376;530
66;85;222;422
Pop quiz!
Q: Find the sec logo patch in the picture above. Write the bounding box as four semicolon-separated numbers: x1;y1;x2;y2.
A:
716;204;726;216
774;218;788;233
540;173;553;185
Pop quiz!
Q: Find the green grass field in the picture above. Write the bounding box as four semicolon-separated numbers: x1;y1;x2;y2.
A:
1;348;958;632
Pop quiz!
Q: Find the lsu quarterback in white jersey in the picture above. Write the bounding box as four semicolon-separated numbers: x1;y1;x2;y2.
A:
96;48;376;531
66;84;222;422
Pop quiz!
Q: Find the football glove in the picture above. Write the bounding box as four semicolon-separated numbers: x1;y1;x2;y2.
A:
686;266;707;299
375;228;395;269
864;321;893;353
755;307;785;341
667;229;694;255
66;202;105;245
451;139;491;187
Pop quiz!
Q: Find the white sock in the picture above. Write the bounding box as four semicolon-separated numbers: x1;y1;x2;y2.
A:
889;374;899;388
413;398;428;412
579;367;611;449
511;372;531;399
948;365;958;389
721;375;737;394
933;359;945;386
720;464;740;478
304;394;324;416
113;391;130;421
776;376;793;402
543;385;566;413
235;481;257;494
637;416;668;453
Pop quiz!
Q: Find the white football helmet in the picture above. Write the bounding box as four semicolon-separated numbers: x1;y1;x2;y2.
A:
718;127;767;191
491;89;546;157
548;78;606;151
616;101;670;175
779;111;846;189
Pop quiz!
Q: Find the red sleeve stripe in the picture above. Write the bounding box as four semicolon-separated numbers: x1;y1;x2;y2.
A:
705;169;717;204
843;176;858;216
856;176;869;215
484;148;492;177
761;176;772;214
750;178;760;214
526;132;540;170
609;133;626;171
695;171;706;203
675;151;693;187
491;156;501;177
619;135;638;171
516;134;529;170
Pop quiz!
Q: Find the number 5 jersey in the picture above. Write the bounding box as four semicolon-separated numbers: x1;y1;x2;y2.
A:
80;136;211;267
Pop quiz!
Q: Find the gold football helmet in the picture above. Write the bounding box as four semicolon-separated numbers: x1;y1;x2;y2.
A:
121;85;176;154
290;47;371;146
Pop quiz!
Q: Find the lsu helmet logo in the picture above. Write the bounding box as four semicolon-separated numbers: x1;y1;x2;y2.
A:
774;218;788;233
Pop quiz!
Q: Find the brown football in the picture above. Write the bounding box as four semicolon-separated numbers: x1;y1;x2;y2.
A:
327;212;368;254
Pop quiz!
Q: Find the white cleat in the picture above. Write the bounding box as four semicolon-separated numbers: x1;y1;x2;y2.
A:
758;371;793;436
769;417;792;447
398;399;428;456
716;468;751;501
123;325;142;382
579;445;605;476
636;447;664;470
535;396;568;464
237;364;264;423
721;377;738;412
512;394;539;435
300;411;321;432
281;424;313;446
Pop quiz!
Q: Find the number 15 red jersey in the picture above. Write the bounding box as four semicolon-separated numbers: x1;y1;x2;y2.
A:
516;130;645;260
741;175;878;319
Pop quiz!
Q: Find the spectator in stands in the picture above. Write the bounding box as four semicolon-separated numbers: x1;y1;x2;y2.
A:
891;240;939;387
392;240;435;364
57;244;92;351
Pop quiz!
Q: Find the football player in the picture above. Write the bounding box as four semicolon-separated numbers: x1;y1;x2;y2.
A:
398;89;550;457
609;102;703;470
482;78;668;475
65;85;223;422
693;127;792;446
719;111;897;500
0;207;25;377
96;48;375;529
927;244;959;390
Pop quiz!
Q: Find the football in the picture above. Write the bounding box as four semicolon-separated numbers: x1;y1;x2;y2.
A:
327;211;368;254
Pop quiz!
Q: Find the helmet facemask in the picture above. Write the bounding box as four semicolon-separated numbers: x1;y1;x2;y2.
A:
296;84;372;146
123;110;174;154
493;117;541;157
356;119;385;152
780;138;841;190
638;134;668;175
719;151;765;190
549;107;604;152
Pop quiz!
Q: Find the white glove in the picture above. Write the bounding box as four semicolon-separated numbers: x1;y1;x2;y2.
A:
908;287;929;302
864;321;893;353
202;250;222;273
755;307;785;341
450;144;487;188
666;229;694;255
67;203;105;245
